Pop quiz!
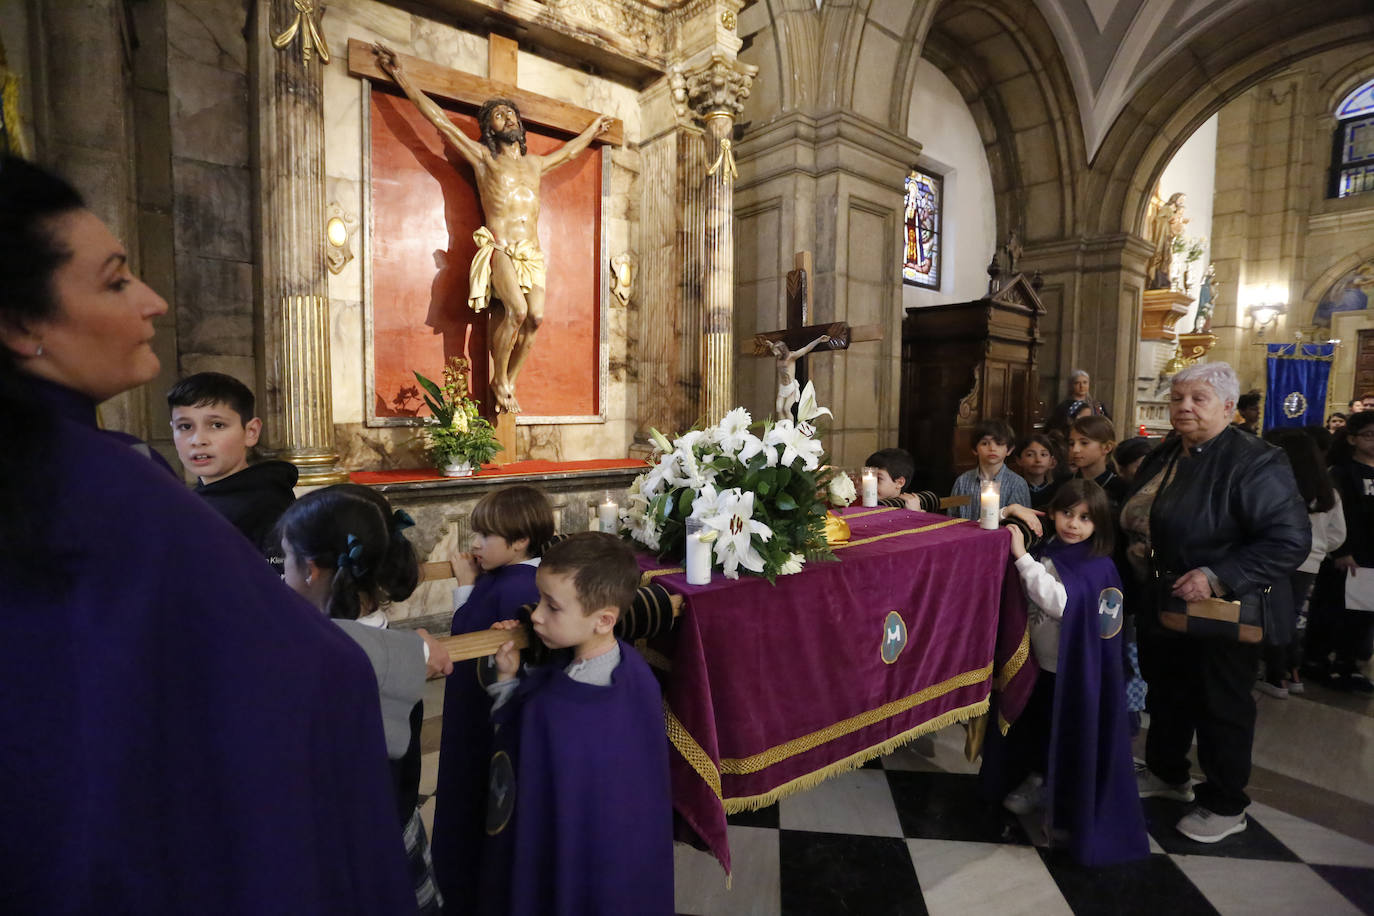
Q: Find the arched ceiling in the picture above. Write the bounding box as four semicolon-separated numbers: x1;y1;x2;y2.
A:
1031;0;1260;160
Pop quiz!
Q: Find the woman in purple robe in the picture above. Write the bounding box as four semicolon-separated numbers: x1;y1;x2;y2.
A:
0;155;417;913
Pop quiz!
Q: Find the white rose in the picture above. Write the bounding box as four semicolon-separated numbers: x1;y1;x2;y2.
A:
828;472;857;507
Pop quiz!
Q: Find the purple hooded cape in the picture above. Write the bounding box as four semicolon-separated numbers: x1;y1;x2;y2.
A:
477;640;674;916
0;379;416;914
983;538;1149;866
431;562;540;910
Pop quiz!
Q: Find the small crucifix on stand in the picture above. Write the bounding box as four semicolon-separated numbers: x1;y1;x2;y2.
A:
746;251;884;420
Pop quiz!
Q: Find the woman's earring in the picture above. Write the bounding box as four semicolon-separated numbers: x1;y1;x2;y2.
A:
305;574;313;586
34;343;43;357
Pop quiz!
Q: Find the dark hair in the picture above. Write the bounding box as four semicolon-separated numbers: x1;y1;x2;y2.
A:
1301;424;1333;455
540;532;638;616
1237;392;1261;411
972;418;1016;450
1328;412;1347;423
1018;432;1063;463
1113;436;1153;469
1045;478;1114;556
469;484;555;556
167;372;256;424
478;98;527;156
1348;399;1361;410
865;448;915;489
0;156;87;586
277;484;419;620
1328;409;1374;465
1264;430;1335;512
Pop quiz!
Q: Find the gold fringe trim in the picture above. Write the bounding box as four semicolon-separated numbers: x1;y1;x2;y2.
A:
993;625;1031;690
640;566;684;585
719;662;993;774
834;517;966;551
721;699;990;813
841;506;898;520
663;699;723;800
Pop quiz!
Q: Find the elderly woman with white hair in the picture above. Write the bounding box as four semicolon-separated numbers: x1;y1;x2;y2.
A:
1120;362;1309;844
1050;369;1110;436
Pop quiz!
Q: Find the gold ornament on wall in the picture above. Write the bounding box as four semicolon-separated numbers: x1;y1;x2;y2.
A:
272;0;331;64
721;10;737;30
706;137;738;182
610;252;637;307
324;201;357;275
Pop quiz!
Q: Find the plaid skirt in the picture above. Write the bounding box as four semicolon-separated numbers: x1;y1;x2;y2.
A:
403;805;444;916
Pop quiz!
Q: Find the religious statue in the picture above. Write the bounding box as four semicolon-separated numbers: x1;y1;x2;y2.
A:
1192;263;1217;333
373;44;613;414
1002;229;1023;276
770;334;830;420
1145;192;1188;290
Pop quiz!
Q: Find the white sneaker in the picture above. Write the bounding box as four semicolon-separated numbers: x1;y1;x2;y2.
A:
1177;807;1247;843
1135;764;1195;802
1003;773;1046;815
1255;680;1289;699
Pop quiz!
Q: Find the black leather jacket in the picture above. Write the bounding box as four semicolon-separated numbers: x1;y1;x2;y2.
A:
1134;426;1311;638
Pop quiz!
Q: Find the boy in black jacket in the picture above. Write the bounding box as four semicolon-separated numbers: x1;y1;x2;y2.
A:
168;372;297;566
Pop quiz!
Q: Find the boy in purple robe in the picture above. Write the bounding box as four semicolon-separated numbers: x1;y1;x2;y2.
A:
431;485;553;910
482;532;674;915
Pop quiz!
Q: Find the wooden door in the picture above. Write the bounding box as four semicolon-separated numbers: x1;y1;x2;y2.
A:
1355;330;1374;401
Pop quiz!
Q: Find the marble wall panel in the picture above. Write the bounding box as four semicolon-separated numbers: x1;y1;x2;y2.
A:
178;312;255;357
169;57;249;167
868;0;915;36
171;158;252;260
331;297;365;425
322;57;365;183
167;0;248;72
335;422;428;470
321;0;412;46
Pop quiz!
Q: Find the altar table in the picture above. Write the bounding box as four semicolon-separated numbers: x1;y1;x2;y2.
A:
638;506;1036;874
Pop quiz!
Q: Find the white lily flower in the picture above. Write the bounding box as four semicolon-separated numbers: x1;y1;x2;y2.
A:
713;407;754;456
701;488;772;579
778;552;805;575
649;427;674;454
764;418;823;471
666;447;710;490
796;380;832;425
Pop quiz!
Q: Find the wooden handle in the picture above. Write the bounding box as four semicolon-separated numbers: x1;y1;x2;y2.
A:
435;628;531;663
941;495;971;509
420;560;455;583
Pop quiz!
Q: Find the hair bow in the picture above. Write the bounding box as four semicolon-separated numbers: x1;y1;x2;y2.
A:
392;509;416;533
340;533;369;578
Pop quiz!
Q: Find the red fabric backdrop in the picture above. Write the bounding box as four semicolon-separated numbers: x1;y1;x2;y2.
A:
368;89;602;420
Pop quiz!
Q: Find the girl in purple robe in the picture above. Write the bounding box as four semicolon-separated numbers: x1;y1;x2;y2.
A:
431;484;553;911
998;480;1149;865
0;155;418;912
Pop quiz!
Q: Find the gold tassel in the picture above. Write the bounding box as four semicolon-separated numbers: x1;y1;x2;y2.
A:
272;0;331;64
706;137;738;182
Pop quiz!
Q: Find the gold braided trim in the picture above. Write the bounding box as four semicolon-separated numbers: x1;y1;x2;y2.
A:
841;506;899;520
640;567;684;585
663;699;722;800
719;662;993;775
721;699;990;813
834;517;967;551
993;625;1031;690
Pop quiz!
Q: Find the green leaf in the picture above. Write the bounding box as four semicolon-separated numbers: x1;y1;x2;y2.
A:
413;371;444;403
775;494;797;511
677;487;696;518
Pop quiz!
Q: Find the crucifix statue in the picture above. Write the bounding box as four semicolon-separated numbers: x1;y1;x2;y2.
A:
372;43;612;414
747;251;884;420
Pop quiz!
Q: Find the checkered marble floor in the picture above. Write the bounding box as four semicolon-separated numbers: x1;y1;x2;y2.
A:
414;680;1374;916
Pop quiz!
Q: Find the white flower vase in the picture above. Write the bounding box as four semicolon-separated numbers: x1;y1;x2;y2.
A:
441;458;474;478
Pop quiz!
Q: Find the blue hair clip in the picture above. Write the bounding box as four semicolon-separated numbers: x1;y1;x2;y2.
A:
392;509;416;532
341;533;369;578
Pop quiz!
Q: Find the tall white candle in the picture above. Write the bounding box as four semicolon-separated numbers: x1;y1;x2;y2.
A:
599;495;619;533
685;532;712;585
861;467;879;507
979;478;1001;530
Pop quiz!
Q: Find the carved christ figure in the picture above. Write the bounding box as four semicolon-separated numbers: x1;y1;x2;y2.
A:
373;44;612;413
769;334;830;420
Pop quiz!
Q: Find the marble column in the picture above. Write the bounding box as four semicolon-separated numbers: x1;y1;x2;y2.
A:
248;0;347;485
673;53;756;423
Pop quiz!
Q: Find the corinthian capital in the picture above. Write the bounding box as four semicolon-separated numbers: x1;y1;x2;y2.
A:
670;53;758;123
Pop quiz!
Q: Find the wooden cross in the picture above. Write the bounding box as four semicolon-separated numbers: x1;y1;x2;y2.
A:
744;251;884;388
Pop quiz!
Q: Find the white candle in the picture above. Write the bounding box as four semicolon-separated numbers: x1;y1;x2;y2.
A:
598;496;619;533
979;478;1001;530
861;467;878;507
685;530;712;586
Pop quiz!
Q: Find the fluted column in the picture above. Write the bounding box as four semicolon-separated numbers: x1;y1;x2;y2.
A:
672;53;756;423
249;0;346;484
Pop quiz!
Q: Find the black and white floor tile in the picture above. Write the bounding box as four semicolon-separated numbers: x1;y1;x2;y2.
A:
416;678;1374;915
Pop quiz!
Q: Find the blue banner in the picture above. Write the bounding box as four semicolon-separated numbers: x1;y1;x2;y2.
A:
1265;343;1334;430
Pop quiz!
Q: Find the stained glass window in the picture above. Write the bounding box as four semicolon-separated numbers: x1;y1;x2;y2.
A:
1331;78;1374;198
903;169;942;289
